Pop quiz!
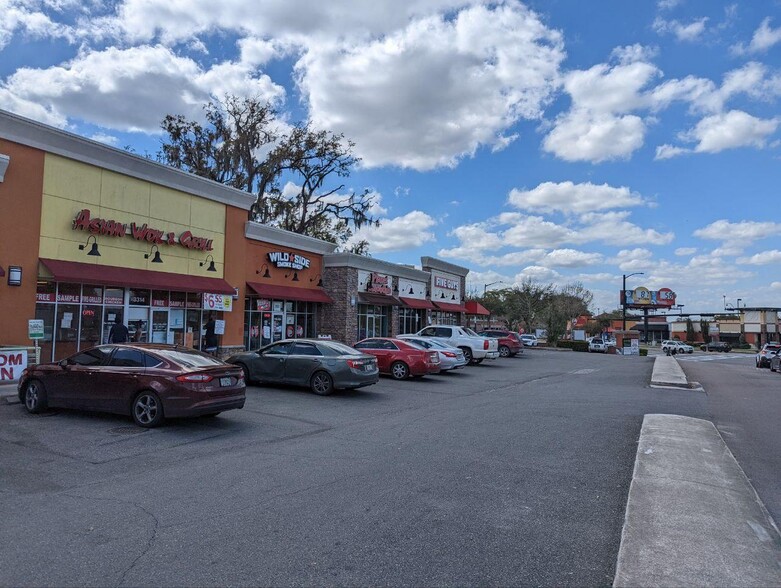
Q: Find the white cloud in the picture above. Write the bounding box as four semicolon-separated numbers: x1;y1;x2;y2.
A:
0;0;78;50
0;45;286;133
693;220;781;244
675;247;697;256
654;144;690;159
731;17;781;55
347;210;436;252
508;181;645;214
612;248;654;271
684;110;780;153
539;249;603;268
653;17;709;42
576;211;674;246
299;3;565;170
736;250;781;265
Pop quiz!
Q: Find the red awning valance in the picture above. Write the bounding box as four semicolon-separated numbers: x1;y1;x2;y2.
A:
465;301;491;315
40;258;235;295
432;301;468;313
246;282;333;303
399;297;436;310
358;292;400;306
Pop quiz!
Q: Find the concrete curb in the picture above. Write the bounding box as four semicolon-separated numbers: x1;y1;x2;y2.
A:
614;414;781;587
650;356;691;388
0;384;20;404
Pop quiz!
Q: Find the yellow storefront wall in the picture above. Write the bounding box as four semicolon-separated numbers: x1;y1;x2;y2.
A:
39;154;227;275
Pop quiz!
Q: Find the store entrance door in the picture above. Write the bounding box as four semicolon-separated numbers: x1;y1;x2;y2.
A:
151;309;169;344
272;313;284;342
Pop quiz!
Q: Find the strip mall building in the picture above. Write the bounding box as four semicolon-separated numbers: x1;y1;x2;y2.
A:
0;110;476;361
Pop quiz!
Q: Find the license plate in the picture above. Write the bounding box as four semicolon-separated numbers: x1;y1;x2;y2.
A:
365;363;374;372
220;377;232;387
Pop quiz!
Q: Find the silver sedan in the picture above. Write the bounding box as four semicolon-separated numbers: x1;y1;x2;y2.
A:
398;335;468;371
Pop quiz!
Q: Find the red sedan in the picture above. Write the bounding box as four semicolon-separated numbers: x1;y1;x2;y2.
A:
18;344;245;427
354;337;441;379
479;330;524;357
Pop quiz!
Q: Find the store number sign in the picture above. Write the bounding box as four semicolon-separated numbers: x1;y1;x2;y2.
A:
203;293;233;312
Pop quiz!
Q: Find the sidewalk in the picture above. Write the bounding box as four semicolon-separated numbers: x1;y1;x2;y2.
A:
614;414;781;587
0;383;19;404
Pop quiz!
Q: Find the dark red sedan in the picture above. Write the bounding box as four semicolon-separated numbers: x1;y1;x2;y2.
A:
17;344;245;427
354;337;441;379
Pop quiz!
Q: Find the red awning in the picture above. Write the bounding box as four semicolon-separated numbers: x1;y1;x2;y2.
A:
40;258;235;294
399;297;436;310
246;282;333;303
358;292;400;306
465;301;491;315
433;301;468;313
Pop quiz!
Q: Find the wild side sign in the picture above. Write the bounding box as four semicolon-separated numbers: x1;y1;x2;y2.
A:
267;251;311;270
71;209;214;252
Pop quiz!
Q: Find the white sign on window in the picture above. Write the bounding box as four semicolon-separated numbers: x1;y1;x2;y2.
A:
203;293;233;312
214;320;226;335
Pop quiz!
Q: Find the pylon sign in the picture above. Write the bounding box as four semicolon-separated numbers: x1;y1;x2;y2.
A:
621;287;676;309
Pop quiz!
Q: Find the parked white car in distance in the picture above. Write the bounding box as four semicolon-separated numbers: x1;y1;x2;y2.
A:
588;337;607;353
520;334;538;347
415;325;500;364
661;340;693;354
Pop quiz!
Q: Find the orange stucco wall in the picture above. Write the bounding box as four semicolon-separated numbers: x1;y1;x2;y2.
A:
0;140;44;346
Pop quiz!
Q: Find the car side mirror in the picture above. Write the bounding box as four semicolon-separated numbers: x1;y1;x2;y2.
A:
58;359;69;369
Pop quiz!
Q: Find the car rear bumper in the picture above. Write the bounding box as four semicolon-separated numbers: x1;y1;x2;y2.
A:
167;392;246;417
336;372;380;389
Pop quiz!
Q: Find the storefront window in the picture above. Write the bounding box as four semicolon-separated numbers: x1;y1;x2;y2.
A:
432;311;459;326
129;289;150;306
170;291;187;309
57;283;81;304
151;290;169;307
104;287;124;306
34;303;55;362
82;285;103;305
243;298;318;349
399;308;424;335
54;304;80;361
79;306;102;348
357;304;390;340
36;281;56;303
103;307;124;344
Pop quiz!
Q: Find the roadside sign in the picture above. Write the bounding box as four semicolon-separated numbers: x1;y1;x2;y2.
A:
28;319;45;340
0;349;28;382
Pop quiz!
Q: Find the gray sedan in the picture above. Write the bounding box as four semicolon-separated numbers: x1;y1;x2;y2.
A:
227;339;379;395
398;335;468;371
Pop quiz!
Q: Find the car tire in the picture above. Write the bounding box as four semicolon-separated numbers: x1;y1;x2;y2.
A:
310;371;334;396
203;412;222;418
132;391;165;428
24;379;47;414
472;358;484;365
459;347;473;364
499;345;511;358
688;350;693;354
390;361;410;380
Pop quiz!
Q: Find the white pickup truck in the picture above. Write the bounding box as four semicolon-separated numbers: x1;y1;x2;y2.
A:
414;325;499;364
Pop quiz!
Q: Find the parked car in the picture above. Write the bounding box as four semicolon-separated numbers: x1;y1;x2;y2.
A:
756;343;781;368
588;337;607;353
354;337;441;379
18;344;245;427
661;340;694;354
700;341;732;352
397;335;468;371
414;325;499;364
227;339;378;395
478;330;523;357
520;334;538;347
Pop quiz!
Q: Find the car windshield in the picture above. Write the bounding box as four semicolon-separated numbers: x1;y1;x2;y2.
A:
151;348;226;369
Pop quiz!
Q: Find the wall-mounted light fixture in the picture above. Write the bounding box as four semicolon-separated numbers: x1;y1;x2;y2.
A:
286;271;299;282
393;283;399;294
8;265;22;286
256;263;271;278
199;254;216;272
440;292;446;299
309;274;323;287
78;235;101;257
144;245;163;263
0;153;9;183
408;286;414;295
451;293;456;301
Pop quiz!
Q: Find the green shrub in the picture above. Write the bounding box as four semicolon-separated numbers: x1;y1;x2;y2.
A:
639;348;648;356
556;340;588;352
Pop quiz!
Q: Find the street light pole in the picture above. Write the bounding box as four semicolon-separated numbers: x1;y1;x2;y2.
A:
622;272;644;332
483;281;503;295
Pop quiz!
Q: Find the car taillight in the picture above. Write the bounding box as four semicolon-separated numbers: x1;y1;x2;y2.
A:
442;351;456;358
347;359;364;369
483;340;489;350
176;374;214;383
428;351;440;363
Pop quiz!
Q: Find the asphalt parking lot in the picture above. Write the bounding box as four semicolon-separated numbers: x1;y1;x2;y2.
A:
0;350;713;587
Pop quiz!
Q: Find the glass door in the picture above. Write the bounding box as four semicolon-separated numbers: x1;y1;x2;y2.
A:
151;309;169;344
169;309;185;345
272;313;284;342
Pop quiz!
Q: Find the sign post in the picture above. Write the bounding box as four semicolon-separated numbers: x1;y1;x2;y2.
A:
28;319;44;365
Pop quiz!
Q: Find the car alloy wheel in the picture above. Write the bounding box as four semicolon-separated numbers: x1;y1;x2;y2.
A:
133;391;164;428
499;345;510;358
24;380;47;414
391;361;410;380
460;347;473;364
310;371;334;396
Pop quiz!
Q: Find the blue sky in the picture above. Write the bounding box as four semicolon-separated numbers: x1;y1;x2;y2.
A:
2;0;780;314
